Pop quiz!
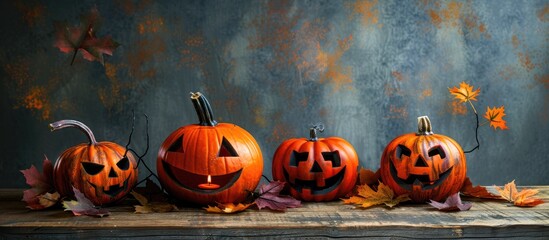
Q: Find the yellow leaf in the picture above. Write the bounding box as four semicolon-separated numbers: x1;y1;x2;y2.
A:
342;182;410;209
38;192;60;208
484;106;509;130
448;82;480;102
204;203;254;214
494;180;544;207
131;191;178;213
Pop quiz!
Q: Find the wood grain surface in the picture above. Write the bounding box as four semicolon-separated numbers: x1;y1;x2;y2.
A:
0;187;548;239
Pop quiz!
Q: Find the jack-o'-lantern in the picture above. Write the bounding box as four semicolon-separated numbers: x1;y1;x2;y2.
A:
157;92;263;205
272;125;359;201
380;116;466;202
50;120;138;205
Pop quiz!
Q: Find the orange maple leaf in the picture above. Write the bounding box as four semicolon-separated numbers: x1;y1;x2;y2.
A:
484;106;509;130
204;203;254;214
494;180;544;207
342;182;410;208
448;82;481;102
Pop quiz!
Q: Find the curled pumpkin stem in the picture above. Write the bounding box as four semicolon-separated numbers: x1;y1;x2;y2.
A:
464;100;480;154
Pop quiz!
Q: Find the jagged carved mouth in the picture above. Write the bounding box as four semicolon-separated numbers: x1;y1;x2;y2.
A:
163;161;242;194
88;173;131;197
390;161;453;190
283;166;346;195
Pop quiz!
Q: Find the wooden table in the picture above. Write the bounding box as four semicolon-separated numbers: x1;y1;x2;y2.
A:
0;187;548;239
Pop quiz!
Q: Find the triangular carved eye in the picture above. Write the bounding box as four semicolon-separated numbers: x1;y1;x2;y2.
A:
290;151;309;166
218;137;238;157
168;135;184;153
117;157;130;170
82;162;104;175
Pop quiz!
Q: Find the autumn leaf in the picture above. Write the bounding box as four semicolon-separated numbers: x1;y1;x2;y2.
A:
130;191;178;214
255;181;301;211
204;203;254;214
460;177;502;199
63;187;110;217
342;182;410;209
484;106;509;130
449;82;480;102
133;179;169;203
359;167;380;186
54;7;119;65
20;155;58;210
429;193;472;211
494;180;544;207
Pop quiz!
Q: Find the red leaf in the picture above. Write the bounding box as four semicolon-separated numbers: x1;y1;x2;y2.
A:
54;7;119;65
63;187;110;217
429;193;472;212
255;181;301;211
460;177;502;199
20;155;55;210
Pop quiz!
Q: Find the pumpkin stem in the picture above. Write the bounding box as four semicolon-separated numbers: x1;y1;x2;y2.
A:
49;120;97;145
309;124;325;141
417;116;434;135
190;92;218;126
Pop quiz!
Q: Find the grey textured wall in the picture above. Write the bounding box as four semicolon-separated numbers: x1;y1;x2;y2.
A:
1;0;548;188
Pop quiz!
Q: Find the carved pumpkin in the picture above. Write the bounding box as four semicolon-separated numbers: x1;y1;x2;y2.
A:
157;92;263;205
50;120;138;205
380;116;466;202
272;126;359;202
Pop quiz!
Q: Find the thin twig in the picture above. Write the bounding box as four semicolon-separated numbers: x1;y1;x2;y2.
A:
464;100;480;153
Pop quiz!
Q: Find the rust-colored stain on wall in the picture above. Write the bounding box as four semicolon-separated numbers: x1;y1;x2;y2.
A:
349;0;380;28
385;105;408;119
427;1;462;28
316;35;354;92
447;100;467;115
14;1;44;27
248;0;300;69
138;16;165;34
538;4;549;21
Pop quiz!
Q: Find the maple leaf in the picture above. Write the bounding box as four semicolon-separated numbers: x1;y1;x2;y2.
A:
460;177;502;199
54;7;119;65
429;193;472;211
484;106;509;130
494;180;544;207
130;191;178;214
20;155;57;210
63;187;110;217
342;182;410;209
448;82;480;102
255;181;301;211
359;167;380;186
204;203;254;214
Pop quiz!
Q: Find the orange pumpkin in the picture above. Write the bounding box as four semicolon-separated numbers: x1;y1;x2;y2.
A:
272;126;359;201
50;120;138;205
380;116;466;202
157;92;263;205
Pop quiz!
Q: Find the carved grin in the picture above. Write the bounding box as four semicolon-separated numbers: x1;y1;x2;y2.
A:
283;166;346;195
88;173;131;197
163;161;242;194
389;161;453;190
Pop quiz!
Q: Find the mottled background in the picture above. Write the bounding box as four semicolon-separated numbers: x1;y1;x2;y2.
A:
1;0;548;188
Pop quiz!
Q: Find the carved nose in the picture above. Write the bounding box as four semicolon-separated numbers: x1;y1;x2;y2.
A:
310;161;323;173
109;168;118;177
415;155;428;167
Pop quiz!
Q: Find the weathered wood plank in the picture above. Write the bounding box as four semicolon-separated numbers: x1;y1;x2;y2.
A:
0;187;547;239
